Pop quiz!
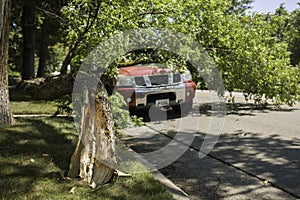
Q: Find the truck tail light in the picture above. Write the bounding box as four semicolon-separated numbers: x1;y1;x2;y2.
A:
185;82;196;101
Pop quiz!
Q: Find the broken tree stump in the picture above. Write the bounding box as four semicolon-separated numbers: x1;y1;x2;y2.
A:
68;74;118;189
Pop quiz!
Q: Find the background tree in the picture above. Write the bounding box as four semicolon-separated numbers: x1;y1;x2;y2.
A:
266;4;290;43
0;0;14;126
36;0;67;77
21;4;36;80
9;0;23;77
227;0;254;15
36;18;49;77
9;0;67;80
287;4;300;66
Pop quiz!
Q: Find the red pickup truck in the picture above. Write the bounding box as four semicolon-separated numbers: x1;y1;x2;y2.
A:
112;64;196;115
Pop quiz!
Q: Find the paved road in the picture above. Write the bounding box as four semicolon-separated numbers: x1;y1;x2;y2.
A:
120;90;300;199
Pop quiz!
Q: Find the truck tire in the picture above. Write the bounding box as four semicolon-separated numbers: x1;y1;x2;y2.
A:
172;101;193;115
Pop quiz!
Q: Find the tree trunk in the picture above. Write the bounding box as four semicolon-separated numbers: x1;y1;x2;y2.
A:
17;73;113;100
60;45;77;75
0;0;14;126
68;76;117;189
21;4;36;80
37;19;49;78
18;74;74;100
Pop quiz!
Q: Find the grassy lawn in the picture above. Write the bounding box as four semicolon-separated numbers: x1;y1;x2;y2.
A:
0;117;173;200
9;88;58;115
10;101;58;115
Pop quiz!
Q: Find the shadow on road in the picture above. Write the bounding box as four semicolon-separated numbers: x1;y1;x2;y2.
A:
197;102;299;117
132;108;186;122
132;102;299;124
121;128;300;199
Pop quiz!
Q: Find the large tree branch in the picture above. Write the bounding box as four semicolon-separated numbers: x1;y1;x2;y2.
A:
17;74;75;100
60;2;102;75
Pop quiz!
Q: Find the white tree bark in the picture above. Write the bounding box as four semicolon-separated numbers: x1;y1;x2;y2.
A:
68;81;118;189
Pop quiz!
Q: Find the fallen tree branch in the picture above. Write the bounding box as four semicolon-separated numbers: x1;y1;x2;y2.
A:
17;74;75;100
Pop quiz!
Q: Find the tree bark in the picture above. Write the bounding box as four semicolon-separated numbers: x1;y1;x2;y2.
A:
0;0;14;126
37;19;49;78
60;45;77;75
68;75;117;189
18;74;75;100
17;74;113;100
21;4;36;80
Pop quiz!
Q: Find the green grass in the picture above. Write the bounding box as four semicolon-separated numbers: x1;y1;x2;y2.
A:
9;88;58;115
0;117;173;200
10;101;58;115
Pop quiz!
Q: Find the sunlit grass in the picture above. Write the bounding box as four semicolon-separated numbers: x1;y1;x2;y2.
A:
9;88;58;115
8;88;58;115
0;117;173;200
10;101;58;115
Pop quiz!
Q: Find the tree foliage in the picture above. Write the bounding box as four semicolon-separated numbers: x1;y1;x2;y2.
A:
176;1;299;104
227;0;254;15
287;5;300;66
8;0;300;105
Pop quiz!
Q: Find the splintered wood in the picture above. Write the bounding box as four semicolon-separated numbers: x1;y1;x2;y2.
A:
68;79;118;189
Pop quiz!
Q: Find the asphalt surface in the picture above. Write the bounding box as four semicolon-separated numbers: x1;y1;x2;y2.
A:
120;90;300;199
